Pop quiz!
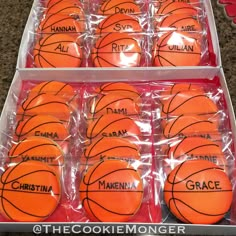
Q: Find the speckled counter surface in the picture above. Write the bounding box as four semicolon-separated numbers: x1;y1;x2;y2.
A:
0;1;235;235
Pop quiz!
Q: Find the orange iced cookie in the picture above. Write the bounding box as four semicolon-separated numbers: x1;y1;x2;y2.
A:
80;137;140;172
163;115;219;139
34;33;82;68
0;161;61;222
88;93;140;118
161;90;218;116
96;13;142;34
98;0;141;15
46;0;84;15
79;160;143;222
29;81;74;97
156;0;200;5
28;81;76;105
95;82;141;103
153;32;201;67
45;0;81;8
86;114;141;140
161;83;204;95
92;32;141;67
156;14;202;32
8;136;64;171
155;2;198;15
38;13;85;34
167;137;227;170
164;160;233;224
17;93;71;125
14;115;70;143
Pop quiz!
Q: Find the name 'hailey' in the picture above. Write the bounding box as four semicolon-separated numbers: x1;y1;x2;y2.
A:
168;45;194;52
98;180;137;190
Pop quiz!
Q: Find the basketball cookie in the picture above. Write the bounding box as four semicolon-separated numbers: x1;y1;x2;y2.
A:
17;93;71;125
92;32;141;67
88;93;140;119
28;80;77;110
38;13;85;34
80;137;140;172
45;0;80;8
154;0;199;4
163;114;219;139
167;137;227;170
96;13;142;34
154;0;201;11
86;114;141;140
79;160;143;222
161;83;204;95
95;82;141;103
164;160;233;224
95;82;139;95
153;31;202;66
98;0;141;15
8;136;64;170
46;0;84;15
156;14;202;32
155;2;198;15
34;33;82;68
29;80;76;103
0;161;61;222
161;90;218;117
14;115;70;143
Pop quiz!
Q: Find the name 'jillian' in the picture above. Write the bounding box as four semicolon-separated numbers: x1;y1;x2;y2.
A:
168;45;194;52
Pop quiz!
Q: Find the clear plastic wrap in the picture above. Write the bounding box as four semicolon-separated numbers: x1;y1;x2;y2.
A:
0;80;82;222
149;0;216;66
88;0;148;16
88;32;149;67
28;32;87;68
151;78;235;225
0;77;234;225
89;13;146;35
19;0;217;68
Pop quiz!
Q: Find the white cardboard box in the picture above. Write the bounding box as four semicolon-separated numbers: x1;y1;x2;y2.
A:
0;0;235;233
0;68;236;234
16;0;222;73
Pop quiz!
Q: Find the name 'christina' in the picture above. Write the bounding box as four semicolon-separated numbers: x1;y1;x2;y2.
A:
11;181;53;192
